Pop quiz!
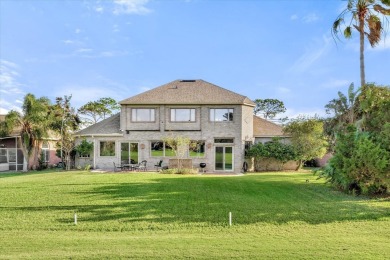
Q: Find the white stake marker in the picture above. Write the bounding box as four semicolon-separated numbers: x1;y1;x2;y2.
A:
229;212;232;226
74;213;78;225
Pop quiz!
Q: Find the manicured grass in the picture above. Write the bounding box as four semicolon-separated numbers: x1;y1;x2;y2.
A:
0;170;389;259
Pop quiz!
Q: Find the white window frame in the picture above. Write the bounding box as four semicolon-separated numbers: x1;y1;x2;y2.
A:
131;108;155;122
41;142;50;162
170;108;196;122
210;108;234;122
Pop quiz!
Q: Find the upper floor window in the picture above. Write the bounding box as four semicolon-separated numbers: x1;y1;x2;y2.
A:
170;109;195;122
210;108;233;122
132;108;155;122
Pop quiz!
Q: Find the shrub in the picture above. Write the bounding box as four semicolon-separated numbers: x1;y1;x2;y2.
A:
320;126;389;195
75;139;93;157
247;138;297;171
37;151;48;171
160;168;198;175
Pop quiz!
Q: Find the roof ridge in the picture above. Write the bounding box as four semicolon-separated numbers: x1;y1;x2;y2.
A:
199;79;248;100
119;79;255;106
76;113;120;135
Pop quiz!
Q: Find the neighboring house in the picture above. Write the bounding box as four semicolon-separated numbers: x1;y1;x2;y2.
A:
0;115;61;171
74;79;256;173
251;116;296;171
253;116;289;144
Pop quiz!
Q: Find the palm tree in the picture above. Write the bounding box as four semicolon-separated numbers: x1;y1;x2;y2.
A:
333;0;390;87
325;83;360;124
0;94;51;171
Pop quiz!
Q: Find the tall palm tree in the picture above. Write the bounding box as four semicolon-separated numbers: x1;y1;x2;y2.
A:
0;94;51;171
333;0;390;87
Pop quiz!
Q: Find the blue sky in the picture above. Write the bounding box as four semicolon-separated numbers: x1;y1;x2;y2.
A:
1;0;389;119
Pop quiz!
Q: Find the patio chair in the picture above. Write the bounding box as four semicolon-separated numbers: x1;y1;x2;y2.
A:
134;160;147;171
113;162;123;172
154;160;163;171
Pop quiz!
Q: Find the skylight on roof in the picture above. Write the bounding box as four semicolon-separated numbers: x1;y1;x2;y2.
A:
180;80;196;82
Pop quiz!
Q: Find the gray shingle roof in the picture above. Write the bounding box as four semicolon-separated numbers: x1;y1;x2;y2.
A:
75;113;121;136
119;79;255;106
253;116;286;137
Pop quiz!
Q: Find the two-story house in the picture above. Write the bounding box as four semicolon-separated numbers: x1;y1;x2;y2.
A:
74;79;256;173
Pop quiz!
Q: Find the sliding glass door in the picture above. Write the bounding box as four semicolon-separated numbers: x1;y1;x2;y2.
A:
121;142;139;164
215;146;233;171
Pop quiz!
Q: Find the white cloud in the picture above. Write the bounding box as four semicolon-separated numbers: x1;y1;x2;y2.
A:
95;6;104;13
277;87;291;94
63;39;83;45
302;13;319;23
320;79;351;89
283;108;327;120
0;60;25;113
113;24;120;33
0;60;24;95
80;50;129;58
289;35;331;73
75;28;81;34
53;74;133;108
0;107;9;114
54;86;117;108
76;48;93;53
0;98;22;113
290;14;298;20
113;0;151;15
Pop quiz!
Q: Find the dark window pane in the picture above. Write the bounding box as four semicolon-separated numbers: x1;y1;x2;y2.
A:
100;141;115;156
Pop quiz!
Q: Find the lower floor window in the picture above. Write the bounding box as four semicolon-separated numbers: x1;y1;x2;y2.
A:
100;141;115;156
151;140;205;157
189;140;205;157
0;149;7;163
151;141;174;157
41;142;50;162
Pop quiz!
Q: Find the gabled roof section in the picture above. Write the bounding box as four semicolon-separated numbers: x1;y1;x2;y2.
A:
119;79;255;106
253;116;286;137
75;113;122;136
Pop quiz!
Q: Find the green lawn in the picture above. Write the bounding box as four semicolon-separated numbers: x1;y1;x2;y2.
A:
0;170;389;259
